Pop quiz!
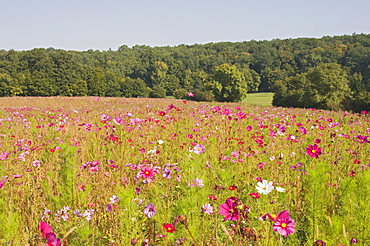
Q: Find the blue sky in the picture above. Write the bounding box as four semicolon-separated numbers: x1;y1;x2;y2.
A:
1;0;369;51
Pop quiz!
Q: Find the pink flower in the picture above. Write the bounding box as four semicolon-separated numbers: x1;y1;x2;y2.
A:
143;203;157;218
260;210;296;237
39;221;61;246
32;160;41;167
201;204;214;215
306;144;322;158
0;179;8;188
163;223;176;233
188;178;204;188
299;127;307;134
139;166;155;179
0;152;9;160
192;144;205;154
46;234;61;246
219;197;239;221
188;92;194;97
40;221;53;238
249;192;260;199
231;151;239;158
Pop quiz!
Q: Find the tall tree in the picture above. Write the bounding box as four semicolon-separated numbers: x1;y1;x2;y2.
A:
303;63;350;110
206;63;247;102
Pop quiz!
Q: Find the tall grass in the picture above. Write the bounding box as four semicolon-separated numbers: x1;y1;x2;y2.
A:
0;97;369;245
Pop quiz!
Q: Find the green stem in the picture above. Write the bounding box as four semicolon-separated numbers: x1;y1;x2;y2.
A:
187;227;199;246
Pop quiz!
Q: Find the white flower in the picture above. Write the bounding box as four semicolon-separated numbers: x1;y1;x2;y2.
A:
276;187;286;192
158;140;164;145
256;180;274;195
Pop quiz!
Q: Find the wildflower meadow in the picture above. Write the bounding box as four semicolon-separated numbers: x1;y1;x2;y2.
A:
0;97;369;245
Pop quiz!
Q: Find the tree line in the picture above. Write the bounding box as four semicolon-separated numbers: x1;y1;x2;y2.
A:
0;33;369;111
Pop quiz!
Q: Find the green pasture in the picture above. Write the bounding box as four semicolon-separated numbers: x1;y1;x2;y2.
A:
244;92;273;106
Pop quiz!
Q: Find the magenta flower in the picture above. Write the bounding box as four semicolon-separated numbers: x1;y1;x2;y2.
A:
0;179;8;188
39;221;61;246
143;203;157;218
219;197;239;221
139;166;155;179
260;210;296;237
306;144;322;158
40;221;53;238
46;234;62;246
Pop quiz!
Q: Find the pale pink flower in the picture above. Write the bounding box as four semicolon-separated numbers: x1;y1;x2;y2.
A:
202;204;214;215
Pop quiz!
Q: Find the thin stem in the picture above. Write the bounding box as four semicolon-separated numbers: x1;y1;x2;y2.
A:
187;227;199;246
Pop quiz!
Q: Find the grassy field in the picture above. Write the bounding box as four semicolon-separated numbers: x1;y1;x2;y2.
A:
0;96;369;246
244;93;273;106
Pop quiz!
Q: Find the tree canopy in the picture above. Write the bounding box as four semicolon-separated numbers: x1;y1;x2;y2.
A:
0;33;370;111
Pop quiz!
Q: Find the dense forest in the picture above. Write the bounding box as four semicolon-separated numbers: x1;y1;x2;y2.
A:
0;33;369;111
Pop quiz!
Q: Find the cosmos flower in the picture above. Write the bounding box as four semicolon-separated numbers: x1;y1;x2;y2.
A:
110;195;120;204
163;223;176;233
39;222;61;246
138;166;155;179
219;197;239;221
32;160;41;167
188;178;204;188
143;203;157;218
201;204;214;215
256;180;274;195
192;144;205;154
0;152;9;160
306;144;322;158
249;192;260;199
208;194;217;200
260;210;296;237
276;187;286;192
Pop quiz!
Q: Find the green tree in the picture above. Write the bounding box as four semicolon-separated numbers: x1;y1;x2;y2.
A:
150;85;166;98
120;77;149;98
51;50;85;96
150;61;168;88
0;73;11;96
104;70;122;97
348;72;364;94
240;68;260;92
206;63;247;102
272;73;307;108
348;91;370;112
86;68;106;96
303;63;350;110
173;88;188;99
23;71;56;96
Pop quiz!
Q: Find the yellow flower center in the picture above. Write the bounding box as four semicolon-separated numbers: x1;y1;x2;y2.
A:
281;223;287;228
312;150;316;153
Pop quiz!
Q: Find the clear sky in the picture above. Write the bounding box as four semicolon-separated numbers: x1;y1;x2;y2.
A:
1;0;369;51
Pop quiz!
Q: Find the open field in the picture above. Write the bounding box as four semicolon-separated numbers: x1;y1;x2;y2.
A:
0;97;369;245
244;93;273;106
